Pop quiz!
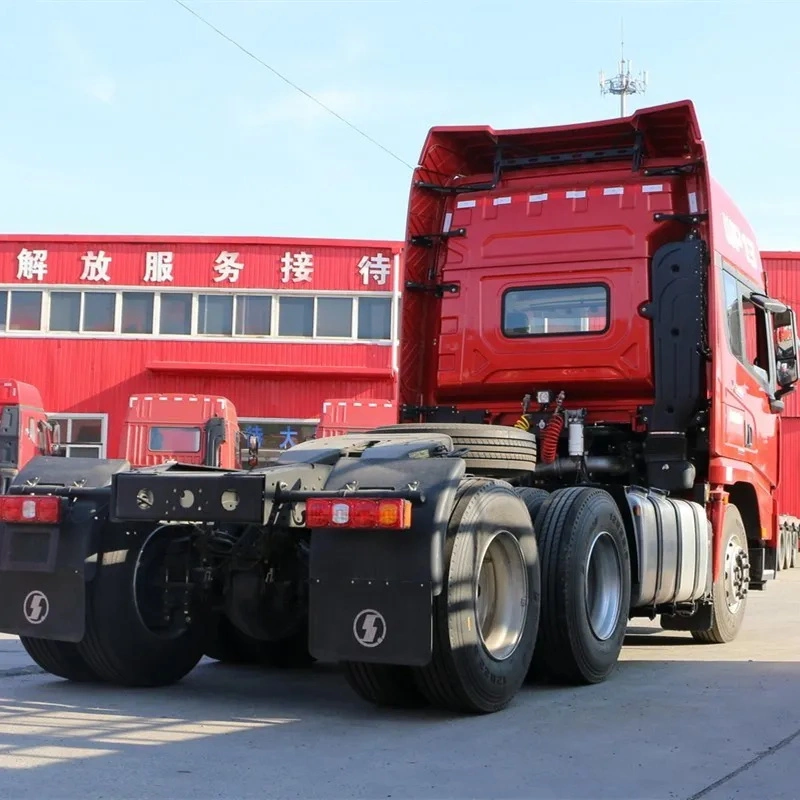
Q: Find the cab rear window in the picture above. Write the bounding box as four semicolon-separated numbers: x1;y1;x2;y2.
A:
148;426;202;453
502;284;609;337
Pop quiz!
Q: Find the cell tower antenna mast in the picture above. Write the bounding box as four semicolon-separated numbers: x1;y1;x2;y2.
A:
599;20;647;117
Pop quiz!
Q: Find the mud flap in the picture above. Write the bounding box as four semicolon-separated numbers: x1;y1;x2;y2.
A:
0;497;105;642
308;456;465;666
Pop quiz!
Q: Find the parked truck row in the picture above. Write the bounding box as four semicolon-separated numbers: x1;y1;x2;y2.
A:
1;99;800;715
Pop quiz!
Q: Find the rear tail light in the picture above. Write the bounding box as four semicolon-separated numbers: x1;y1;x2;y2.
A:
305;498;412;530
0;495;61;524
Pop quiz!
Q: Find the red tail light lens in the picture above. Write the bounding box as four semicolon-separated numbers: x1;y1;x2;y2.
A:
305;498;412;530
0;495;61;524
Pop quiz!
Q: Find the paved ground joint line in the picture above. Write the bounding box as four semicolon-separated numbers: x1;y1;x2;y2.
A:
686;726;800;800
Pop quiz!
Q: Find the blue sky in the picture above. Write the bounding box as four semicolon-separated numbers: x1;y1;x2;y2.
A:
1;0;798;250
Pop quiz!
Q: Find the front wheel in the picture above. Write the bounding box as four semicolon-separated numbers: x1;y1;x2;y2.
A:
411;478;541;714
691;504;749;644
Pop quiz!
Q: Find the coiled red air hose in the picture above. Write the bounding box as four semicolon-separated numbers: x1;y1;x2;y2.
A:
540;413;564;464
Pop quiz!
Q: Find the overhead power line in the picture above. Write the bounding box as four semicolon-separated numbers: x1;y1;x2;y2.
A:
172;0;414;171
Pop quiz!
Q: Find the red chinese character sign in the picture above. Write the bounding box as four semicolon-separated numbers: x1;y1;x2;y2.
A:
0;237;401;292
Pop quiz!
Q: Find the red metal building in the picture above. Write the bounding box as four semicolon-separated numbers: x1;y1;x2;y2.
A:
761;251;800;517
0;234;403;461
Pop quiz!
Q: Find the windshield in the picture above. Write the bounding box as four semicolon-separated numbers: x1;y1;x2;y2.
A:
148;426;202;453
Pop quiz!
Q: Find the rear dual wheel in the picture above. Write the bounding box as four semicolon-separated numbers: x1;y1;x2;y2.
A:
77;526;204;687
529;487;632;684
19;637;99;682
21;527;204;687
344;479;541;714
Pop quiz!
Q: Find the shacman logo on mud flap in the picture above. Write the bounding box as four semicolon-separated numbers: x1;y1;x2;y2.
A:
23;590;49;625
353;609;386;647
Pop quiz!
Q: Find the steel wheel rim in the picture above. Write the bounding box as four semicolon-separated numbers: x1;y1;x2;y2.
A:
584;530;623;641
724;535;749;613
132;525;191;640
474;530;528;661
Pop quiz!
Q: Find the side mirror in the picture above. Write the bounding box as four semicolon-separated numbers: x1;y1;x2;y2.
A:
247;434;259;468
773;306;800;397
752;292;789;316
48;421;65;456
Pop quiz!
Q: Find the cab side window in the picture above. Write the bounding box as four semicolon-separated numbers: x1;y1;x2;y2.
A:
722;268;771;388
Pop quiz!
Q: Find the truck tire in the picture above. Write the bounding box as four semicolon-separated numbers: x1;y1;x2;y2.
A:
692;504;749;644
373;423;537;477
204;616;270;664
514;487;550;533
261;629;315;669
781;528;789;571
19;637;100;682
412;478;540;713
791;529;798;569
343;662;428;709
77;527;204;687
530;486;631;685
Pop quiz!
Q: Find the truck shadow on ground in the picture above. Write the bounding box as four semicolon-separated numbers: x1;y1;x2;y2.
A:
0;646;799;800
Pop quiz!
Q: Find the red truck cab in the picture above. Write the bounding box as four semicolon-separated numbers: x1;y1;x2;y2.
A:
121;393;241;469
0;379;60;492
316;398;397;437
400;99;798;590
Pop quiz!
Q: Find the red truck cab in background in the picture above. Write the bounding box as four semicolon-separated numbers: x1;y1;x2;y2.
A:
121;393;243;469
0;379;60;492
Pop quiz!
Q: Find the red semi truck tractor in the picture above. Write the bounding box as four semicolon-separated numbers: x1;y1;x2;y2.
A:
121;393;245;470
1;99;799;715
0;380;61;492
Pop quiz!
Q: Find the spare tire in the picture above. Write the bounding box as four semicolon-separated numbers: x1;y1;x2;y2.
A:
372;423;537;478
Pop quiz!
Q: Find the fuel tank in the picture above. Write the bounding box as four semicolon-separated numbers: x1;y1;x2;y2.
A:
625;486;711;607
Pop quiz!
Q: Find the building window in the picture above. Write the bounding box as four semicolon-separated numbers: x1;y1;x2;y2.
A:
316;297;353;338
235;295;271;336
279;297;314;337
83;292;116;333
358;296;391;340
0;286;395;343
46;414;107;459
198;294;233;335
160;292;192;335
50;291;81;332
8;290;43;331
121;292;154;334
238;418;319;465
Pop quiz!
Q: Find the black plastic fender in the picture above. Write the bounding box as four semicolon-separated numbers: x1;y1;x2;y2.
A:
0;491;115;642
308;454;466;667
0;456;133;642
